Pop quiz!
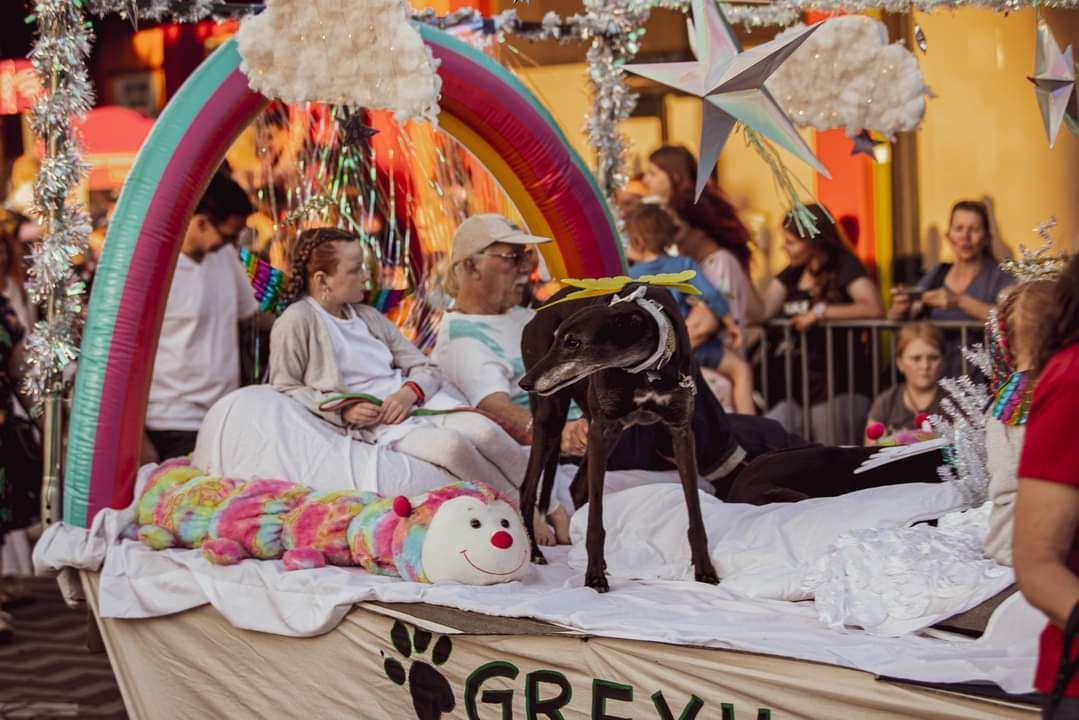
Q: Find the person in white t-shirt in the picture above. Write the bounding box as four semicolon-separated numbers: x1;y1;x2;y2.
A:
143;173;262;461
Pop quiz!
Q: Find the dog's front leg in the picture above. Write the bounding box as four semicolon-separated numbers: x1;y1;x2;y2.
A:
583;419;620;593
521;436;554;565
522;395;569;564
669;423;719;585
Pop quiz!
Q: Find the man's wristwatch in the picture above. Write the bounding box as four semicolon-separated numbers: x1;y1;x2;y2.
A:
812;302;827;320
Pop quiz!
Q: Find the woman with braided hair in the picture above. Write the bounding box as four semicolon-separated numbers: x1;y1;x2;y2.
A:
270;227;571;545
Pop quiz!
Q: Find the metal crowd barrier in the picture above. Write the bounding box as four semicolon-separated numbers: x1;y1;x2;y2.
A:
751;318;984;446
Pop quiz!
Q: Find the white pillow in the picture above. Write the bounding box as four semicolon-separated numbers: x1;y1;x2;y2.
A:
568;481;966;601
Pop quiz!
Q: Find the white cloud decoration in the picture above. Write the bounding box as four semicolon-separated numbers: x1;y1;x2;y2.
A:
765;16;931;139
235;0;442;124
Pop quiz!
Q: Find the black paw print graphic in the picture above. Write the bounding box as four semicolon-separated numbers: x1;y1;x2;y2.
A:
382;620;455;720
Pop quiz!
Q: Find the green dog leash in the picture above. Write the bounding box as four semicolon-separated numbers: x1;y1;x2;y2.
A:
318;392;455;416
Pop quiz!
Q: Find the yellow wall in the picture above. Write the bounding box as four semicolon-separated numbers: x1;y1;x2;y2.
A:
914;8;1079;262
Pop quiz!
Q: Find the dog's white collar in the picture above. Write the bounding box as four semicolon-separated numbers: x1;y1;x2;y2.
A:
610;287;675;374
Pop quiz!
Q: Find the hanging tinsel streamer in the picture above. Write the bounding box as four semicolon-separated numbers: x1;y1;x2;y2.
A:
86;0;217;23
23;0;94;411
579;0;649;200
88;1;1079;32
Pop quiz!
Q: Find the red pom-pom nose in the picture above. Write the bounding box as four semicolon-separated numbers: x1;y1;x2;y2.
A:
490;531;514;549
392;496;413;518
865;422;885;440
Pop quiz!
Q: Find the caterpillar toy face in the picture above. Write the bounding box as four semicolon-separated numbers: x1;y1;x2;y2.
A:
420;496;531;585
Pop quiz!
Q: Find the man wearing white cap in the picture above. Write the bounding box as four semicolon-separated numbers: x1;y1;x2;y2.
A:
433;214;590;457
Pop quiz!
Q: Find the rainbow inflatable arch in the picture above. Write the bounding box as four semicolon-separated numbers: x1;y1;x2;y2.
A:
64;26;624;528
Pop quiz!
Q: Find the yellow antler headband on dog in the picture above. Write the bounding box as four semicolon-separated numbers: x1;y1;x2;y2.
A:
540;270;701;310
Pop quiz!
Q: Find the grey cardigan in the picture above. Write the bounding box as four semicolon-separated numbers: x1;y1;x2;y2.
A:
269;299;443;431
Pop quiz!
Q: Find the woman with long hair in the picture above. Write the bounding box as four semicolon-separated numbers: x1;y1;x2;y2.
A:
759;203;884;442
1013;255;1079;717
643;145;763;325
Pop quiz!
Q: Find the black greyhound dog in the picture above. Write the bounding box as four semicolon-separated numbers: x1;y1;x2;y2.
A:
518;282;718;593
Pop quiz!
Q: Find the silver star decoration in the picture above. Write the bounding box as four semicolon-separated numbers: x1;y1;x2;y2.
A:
625;0;829;200
1028;21;1075;149
850;129;885;160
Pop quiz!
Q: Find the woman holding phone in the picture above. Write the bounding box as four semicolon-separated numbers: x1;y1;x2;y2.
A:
889;200;1015;375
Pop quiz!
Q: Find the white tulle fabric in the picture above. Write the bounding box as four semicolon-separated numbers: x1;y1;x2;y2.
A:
235;0;441;124
805;503;1013;637
765;15;929;138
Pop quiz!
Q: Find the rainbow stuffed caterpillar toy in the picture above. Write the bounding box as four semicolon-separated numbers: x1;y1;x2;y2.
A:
133;459;531;585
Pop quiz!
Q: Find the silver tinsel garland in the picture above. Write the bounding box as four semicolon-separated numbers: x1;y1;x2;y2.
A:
23;0;95;411
94;0;1079;31
581;0;648;198
928;345;993;507
86;0;216;23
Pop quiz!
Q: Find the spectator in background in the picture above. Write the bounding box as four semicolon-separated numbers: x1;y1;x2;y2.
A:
1013;255;1079;716
863;323;944;445
0;292;40;643
644;145;763;327
761;204;884;443
889;200;1015;376
142;172;262;462
0;209;33;333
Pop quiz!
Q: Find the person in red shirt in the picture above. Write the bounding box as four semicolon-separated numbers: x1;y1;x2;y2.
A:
1015;254;1079;718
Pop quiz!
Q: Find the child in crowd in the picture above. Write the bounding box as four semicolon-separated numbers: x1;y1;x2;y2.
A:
863;323;945;445
270;227;570;545
623;203;755;414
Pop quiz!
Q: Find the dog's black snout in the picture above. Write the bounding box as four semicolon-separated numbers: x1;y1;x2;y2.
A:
518;372;536;392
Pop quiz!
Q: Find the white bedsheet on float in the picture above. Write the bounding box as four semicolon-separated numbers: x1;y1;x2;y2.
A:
35;466;1039;694
192;385;457;496
191;385;714;509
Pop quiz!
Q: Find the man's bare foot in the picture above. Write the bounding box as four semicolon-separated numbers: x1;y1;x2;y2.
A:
547;506;572;545
532;509;556;546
